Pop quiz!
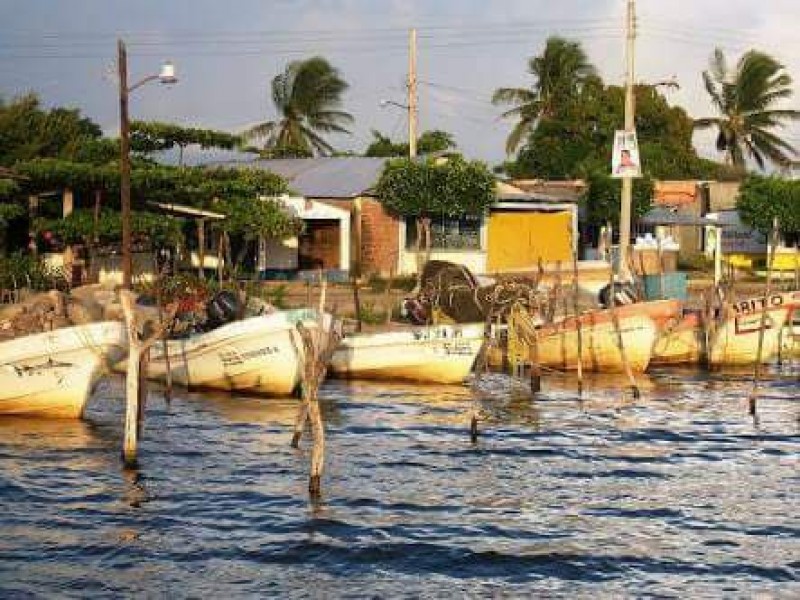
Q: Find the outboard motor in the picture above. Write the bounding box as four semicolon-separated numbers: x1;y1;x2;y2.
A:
205;290;241;329
598;281;638;308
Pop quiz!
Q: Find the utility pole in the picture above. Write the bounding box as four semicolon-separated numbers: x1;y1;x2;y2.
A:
408;28;418;158
118;39;133;290
618;0;636;281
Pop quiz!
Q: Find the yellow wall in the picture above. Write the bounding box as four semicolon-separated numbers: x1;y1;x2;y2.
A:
487;211;572;272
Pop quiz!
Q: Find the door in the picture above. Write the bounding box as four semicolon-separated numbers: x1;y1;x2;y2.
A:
298;219;340;270
487;210;572;272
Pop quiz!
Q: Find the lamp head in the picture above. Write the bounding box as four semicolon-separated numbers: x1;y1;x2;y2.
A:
158;61;177;85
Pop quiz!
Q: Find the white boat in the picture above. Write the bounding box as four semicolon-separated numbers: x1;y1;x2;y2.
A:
710;290;799;367
329;323;485;384
132;309;326;396
0;321;128;418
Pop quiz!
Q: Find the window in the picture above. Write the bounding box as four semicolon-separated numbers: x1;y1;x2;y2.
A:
405;215;482;250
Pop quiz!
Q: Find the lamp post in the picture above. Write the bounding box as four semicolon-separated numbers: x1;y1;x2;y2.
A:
118;39;177;289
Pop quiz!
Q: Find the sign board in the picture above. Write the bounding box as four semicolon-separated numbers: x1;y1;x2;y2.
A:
611;129;641;178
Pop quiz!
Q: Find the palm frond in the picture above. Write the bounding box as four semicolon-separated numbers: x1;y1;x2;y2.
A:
491;87;536;106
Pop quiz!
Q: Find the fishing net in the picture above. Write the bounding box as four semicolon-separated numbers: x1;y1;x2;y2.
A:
405;260;547;324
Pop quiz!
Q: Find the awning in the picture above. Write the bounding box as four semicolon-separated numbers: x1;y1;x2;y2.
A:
147;201;225;220
639;207;726;227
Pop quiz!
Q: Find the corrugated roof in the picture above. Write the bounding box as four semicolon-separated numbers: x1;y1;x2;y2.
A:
215;157;387;199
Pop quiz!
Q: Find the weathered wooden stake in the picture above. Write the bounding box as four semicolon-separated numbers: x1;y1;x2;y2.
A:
748;218;780;417
291;278;343;496
120;291;176;467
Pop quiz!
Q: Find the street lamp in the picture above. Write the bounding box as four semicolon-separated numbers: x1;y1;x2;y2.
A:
118;39;177;289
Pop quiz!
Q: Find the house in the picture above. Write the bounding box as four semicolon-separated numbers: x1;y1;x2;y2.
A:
223;157;399;279
224;158;580;279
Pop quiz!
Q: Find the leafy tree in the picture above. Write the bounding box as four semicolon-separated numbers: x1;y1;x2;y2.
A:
737;175;800;243
694;48;800;170
364;129;456;157
131;121;244;166
582;171;654;238
376;156;495;267
493;36;598;155
0;93;103;166
213;196;302;278
507;83;723;181
245;56;353;157
34;208;184;249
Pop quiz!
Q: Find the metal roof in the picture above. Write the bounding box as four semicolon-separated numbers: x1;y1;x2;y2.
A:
215;157;387;199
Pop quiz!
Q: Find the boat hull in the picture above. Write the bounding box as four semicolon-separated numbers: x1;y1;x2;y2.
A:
0;321;127;418
710;291;798;367
0;360;101;418
329;323;485;384
129;311;323;396
651;312;703;366
534;313;657;373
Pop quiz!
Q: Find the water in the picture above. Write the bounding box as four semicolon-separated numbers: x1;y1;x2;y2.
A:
1;367;798;598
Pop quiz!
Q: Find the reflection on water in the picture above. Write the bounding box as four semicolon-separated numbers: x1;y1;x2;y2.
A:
1;365;798;597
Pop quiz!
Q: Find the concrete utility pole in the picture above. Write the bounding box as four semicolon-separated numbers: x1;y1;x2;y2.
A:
408;28;418;158
618;0;636;281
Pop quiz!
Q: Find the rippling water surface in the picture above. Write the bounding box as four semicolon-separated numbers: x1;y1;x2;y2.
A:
1;366;798;598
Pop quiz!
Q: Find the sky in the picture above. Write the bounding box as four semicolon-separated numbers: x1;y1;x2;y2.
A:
1;0;799;168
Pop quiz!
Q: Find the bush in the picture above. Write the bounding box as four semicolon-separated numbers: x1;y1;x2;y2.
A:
0;253;68;291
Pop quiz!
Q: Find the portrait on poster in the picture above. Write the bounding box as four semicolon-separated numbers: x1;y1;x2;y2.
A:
611;130;641;178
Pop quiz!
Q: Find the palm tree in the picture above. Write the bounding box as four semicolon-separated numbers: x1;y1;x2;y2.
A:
492;36;597;155
695;48;800;170
246;56;353;157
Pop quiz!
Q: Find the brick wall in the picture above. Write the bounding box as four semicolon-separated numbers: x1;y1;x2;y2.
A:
316;196;400;277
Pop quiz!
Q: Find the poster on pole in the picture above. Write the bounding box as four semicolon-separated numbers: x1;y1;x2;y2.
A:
611;129;641;178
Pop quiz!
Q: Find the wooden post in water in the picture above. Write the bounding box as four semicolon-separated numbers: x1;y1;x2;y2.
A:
120;291;175;467
291;279;343;496
606;226;639;399
748;218;780;417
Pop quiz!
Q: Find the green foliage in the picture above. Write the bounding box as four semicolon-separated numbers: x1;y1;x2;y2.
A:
0;93;103;166
737;175;800;237
0;201;24;226
365;129;456;157
0;252;67;291
0;179;20;200
375;156;496;218
355;301;387;325
214;195;301;241
695;48;800;170
33;208;184;248
582;171;654;229
261;284;289;308
131;121;243;165
508;83;722;180
245;56;353;157
493;36;599;155
11;160;288;211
